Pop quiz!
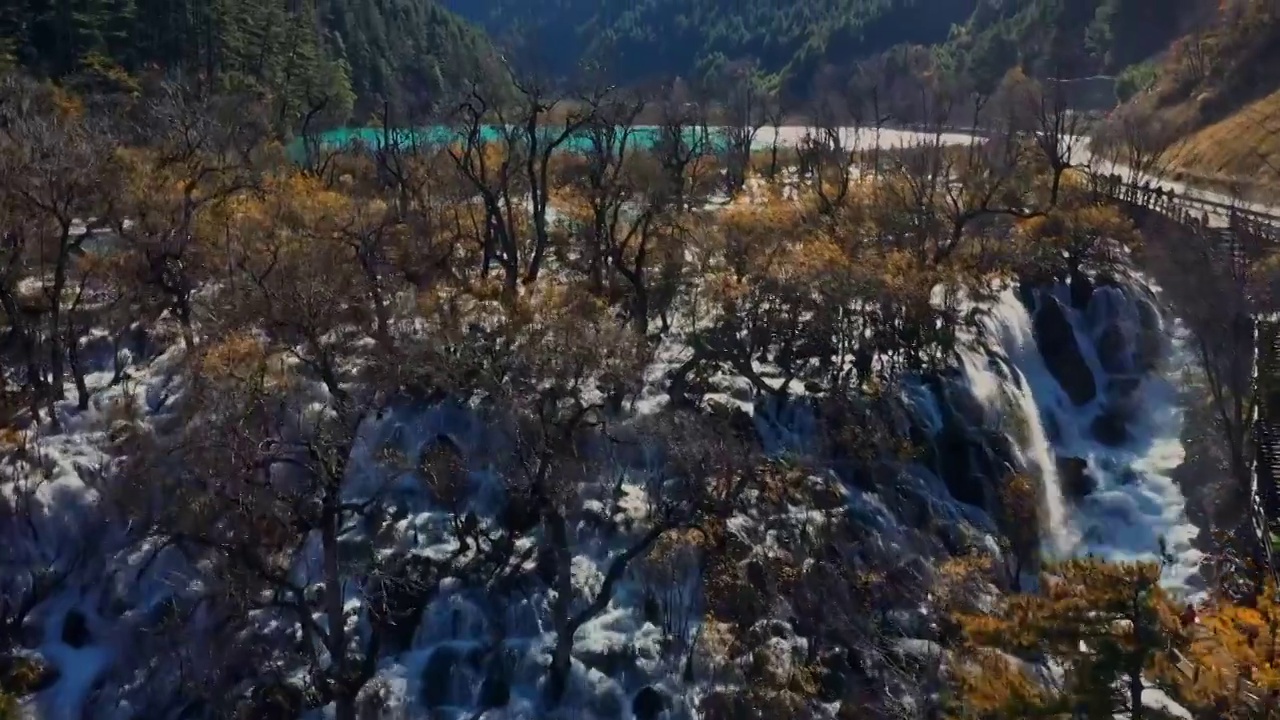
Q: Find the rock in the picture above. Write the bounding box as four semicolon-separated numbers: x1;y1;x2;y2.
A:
1069;268;1094;310
1091;409;1129;447
707;399;757;445
1133;299;1165;371
477;658;510;709
1096;325;1130;375
60;610;91;649
576;643;636;678
587;686;625;718
633;686;667;720
1032;295;1097;405
1056;457;1097;499
700;691;746;720
935;424;985;509
420;646;462;708
1107;376;1143;398
1106;378;1145;420
745;559;772;598
243;682;304;720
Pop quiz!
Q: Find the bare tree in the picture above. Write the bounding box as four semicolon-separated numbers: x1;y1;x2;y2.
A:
1008;73;1086;206
806;65;863;213
564;88;649;294
651;80;715;213
880;94;1035;268
720;59;768;196
762;87;786;183
1091;110;1175;201
0;75;116;420
111;84;265;350
446;65;601;300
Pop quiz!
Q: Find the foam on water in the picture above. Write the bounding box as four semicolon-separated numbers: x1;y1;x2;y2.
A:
961;286;1203;594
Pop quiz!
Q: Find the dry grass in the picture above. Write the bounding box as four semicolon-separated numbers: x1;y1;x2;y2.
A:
1165;87;1280;200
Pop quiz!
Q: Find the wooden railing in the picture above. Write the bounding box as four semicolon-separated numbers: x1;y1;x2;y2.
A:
1170;640;1269;713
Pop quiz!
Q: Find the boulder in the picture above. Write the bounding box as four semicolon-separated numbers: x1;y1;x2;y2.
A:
1105;377;1145;420
1133;299;1165;372
576;642;637;678
935;424;985;509
1032;295;1097;405
60;610;91;649
477;658;511;709
421;646;466;708
1096;325;1130;375
1057;457;1097;499
633;686;667;720
1091;409;1130;447
1069;268;1094;310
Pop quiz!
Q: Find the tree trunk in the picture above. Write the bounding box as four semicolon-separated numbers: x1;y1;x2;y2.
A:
545;512;575;707
322;497;354;720
0;293;46;418
1128;667;1143;720
48;229;73;398
68;328;90;410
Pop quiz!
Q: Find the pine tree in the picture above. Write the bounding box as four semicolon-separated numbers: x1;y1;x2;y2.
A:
953;558;1186;719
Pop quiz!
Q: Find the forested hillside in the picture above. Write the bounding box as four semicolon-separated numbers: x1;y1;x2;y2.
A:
0;0;496;124
442;0;1198;100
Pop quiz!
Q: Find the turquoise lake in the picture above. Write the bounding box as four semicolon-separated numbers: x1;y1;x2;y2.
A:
290;125;756;161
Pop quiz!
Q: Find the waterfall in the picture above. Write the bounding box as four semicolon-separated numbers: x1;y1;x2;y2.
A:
959;285;1204;593
959;289;1079;558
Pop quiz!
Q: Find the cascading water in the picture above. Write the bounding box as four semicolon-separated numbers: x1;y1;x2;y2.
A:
958;291;1080;559
960;284;1204;593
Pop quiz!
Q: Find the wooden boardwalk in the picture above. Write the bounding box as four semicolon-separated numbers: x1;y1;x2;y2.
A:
1171;645;1266;712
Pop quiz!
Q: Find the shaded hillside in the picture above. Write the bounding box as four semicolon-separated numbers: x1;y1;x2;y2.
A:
0;0;496;123
943;0;1197;91
440;0;1196;99
440;0;981;94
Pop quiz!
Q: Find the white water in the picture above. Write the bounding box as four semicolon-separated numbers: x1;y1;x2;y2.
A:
959;291;1079;559
961;286;1203;593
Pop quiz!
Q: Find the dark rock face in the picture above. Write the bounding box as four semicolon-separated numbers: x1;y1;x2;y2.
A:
1069;268;1094;310
421;646;481;708
1091;409;1130;447
935;419;985;509
60;610;91;649
1096;325;1130;375
633;686;667;720
931;379;1021;512
477;656;510;709
245;682;304;720
1133;299;1164;372
1032;295;1097;406
1057;457;1097;499
420;647;456;708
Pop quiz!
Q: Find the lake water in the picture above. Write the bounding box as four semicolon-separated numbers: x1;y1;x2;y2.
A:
290;125;981;161
293;125;734;160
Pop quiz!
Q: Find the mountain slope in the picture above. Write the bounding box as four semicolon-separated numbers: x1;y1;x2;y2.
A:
441;0;981;93
1105;0;1280;196
440;0;1198;100
0;0;496;123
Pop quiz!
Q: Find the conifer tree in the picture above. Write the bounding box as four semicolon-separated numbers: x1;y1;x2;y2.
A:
953;558;1186;720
